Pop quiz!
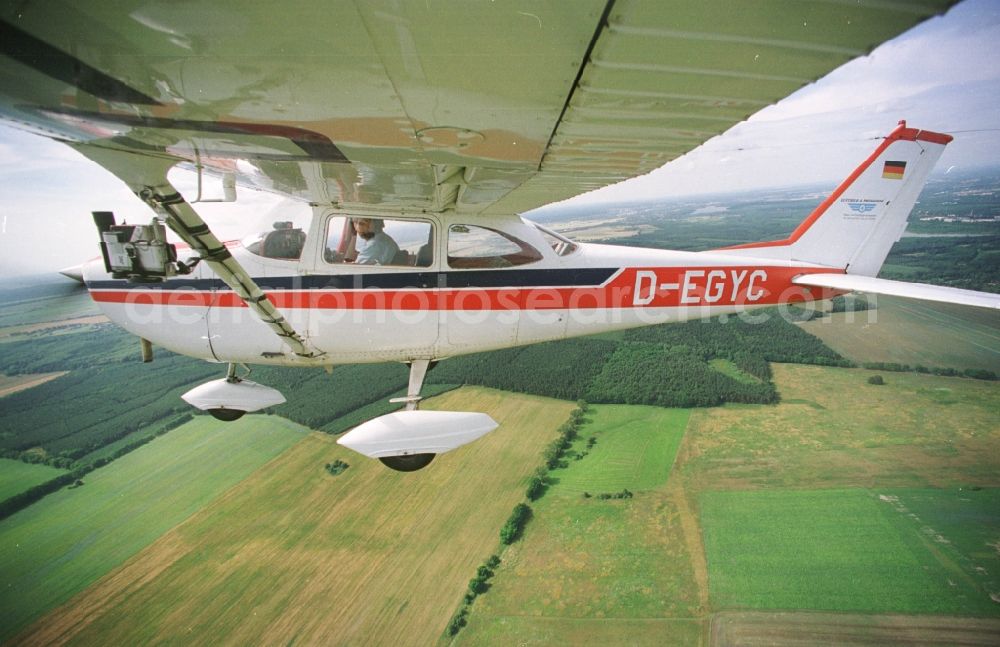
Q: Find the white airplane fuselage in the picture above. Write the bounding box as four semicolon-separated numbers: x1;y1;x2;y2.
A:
82;211;838;366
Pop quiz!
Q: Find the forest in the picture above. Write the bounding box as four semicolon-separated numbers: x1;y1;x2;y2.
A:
0;305;843;473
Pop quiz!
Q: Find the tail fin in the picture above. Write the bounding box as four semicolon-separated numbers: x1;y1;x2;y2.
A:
719;121;952;276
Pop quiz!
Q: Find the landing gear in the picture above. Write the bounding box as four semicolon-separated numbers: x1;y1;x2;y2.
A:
336;358;500;473
378;359;435;472
181;363;286;421
379;453;436;472
206;363;247;421
390;359;431;411
208;407;245;422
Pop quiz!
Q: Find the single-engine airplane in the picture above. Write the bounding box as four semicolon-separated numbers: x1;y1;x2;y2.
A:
2;2;997;471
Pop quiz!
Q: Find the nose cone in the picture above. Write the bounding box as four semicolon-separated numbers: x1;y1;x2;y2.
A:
59;264;85;283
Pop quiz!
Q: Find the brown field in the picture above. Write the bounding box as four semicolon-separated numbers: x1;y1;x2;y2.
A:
16;387;573;646
0;372;67;397
711;611;1000;646
801;296;1000;373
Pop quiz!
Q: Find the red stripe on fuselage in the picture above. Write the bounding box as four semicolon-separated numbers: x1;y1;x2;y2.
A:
88;266;840;310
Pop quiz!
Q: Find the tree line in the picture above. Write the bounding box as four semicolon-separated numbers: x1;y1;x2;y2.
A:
426;311;849;408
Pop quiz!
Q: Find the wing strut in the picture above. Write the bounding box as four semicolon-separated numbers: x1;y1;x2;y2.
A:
142;189;320;358
74;144;321;359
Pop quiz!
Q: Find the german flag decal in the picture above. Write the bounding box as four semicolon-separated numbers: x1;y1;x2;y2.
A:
882;160;906;180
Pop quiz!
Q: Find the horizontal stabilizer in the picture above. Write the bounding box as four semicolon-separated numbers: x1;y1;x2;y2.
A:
793;273;1000;310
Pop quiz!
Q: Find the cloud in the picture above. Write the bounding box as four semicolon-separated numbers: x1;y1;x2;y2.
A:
568;0;1000;204
0;126;305;278
757;1;1000;124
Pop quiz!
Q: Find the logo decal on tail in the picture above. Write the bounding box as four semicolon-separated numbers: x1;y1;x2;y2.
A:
846;202;878;213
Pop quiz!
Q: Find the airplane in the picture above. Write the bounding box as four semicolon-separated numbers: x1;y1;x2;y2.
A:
1;2;997;471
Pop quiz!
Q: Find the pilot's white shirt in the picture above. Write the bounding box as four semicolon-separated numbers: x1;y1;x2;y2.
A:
355;232;399;265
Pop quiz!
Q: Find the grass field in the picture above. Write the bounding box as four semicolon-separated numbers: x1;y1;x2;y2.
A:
14;387;573;646
708;359;760;384
457;404;702;645
882;487;1000;606
0;415;307;641
681;363;1000;491
801;295;1000;372
459;364;1000;644
701;488;998;615
553;405;689;494
7;364;998;645
0;458;66;501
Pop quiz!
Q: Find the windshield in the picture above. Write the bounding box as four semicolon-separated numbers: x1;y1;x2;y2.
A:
447;224;543;269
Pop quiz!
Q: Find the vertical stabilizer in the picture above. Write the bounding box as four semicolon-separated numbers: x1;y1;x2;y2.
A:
719;122;952;276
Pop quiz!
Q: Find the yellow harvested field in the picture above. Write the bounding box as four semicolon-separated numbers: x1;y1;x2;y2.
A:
0;372;67;398
680;363;1000;491
17;387;573;646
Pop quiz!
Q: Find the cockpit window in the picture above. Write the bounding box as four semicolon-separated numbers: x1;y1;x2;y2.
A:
527;220;579;257
324;216;434;267
447;224;542;269
243;221;307;260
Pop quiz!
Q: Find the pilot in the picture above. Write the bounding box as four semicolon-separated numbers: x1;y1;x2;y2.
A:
352;217;399;265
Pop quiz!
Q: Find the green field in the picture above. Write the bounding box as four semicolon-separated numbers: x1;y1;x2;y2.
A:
458;364;1000;644
701;488;998;615
5;365;998;645
802;295;1000;373
0;458;67;501
885;487;1000;604
0;415;307;641
14;387;573;646
708;359;760;384
457;616;704;647
457;404;702;645
553;405;689;494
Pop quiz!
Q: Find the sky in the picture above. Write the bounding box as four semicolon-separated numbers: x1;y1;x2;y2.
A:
1;0;999;277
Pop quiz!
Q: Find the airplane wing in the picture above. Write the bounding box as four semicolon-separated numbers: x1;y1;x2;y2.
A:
0;1;956;217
